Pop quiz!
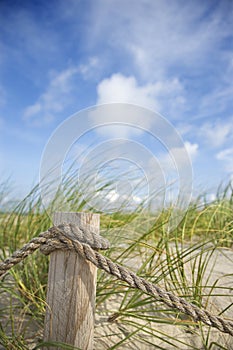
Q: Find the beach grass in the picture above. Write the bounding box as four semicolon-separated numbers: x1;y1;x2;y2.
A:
0;179;232;349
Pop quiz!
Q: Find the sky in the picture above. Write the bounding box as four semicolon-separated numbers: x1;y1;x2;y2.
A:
0;0;233;209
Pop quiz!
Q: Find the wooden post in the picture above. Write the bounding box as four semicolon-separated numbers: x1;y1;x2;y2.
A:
43;212;99;350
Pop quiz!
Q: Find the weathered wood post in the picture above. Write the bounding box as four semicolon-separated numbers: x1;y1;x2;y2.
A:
43;212;99;350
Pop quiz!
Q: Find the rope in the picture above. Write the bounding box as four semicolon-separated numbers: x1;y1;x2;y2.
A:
0;223;233;337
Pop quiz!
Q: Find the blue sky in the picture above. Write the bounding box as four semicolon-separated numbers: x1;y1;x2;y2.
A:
0;0;233;206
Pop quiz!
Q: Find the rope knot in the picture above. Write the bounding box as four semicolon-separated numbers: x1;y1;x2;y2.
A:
40;223;110;255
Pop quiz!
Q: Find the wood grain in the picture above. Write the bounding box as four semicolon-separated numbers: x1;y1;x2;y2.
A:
43;212;99;350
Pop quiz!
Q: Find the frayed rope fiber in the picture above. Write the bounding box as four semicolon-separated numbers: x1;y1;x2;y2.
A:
0;223;233;336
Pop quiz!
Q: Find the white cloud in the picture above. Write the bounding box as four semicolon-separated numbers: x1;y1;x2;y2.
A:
208;193;217;202
216;148;233;173
105;189;142;206
93;73;185;135
97;73;184;110
23;59;99;127
132;195;142;204
24;103;41;117
79;57;99;80
176;123;193;136
199;119;233;148
87;1;233;79
197;71;233;120
23;66;79;126
97;73;157;109
84;1;233;125
184;141;198;160
159;140;197;176
105;190;119;203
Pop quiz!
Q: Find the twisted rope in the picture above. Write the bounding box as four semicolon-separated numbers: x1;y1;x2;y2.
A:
0;223;233;337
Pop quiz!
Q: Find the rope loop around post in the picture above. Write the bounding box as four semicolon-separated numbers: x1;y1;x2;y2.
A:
40;223;110;255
